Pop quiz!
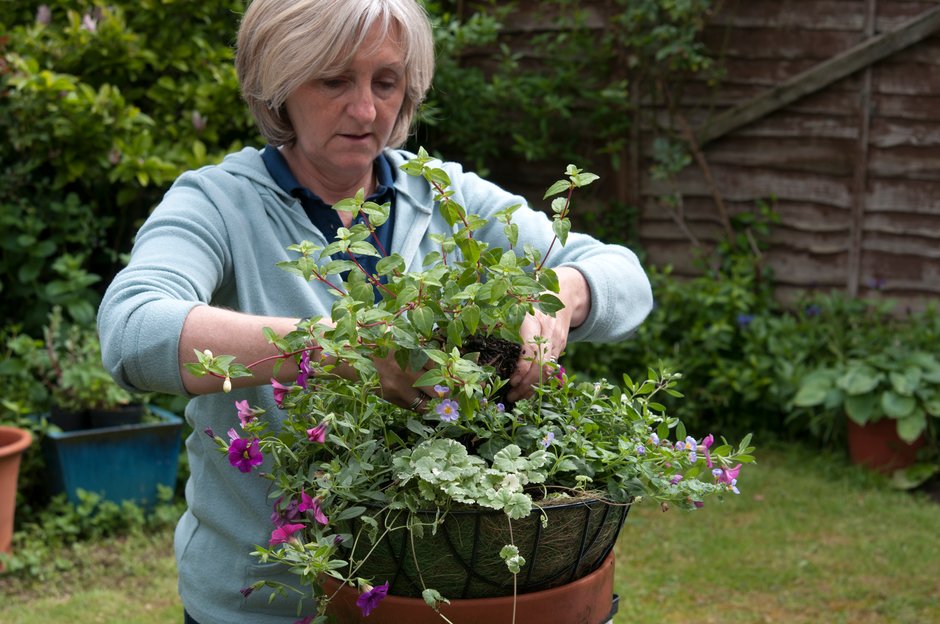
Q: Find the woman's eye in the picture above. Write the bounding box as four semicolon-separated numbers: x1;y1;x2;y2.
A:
322;78;346;89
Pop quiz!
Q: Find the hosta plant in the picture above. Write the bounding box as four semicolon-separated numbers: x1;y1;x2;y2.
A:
189;150;755;622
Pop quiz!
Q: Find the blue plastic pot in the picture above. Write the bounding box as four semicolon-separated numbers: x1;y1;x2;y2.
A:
41;406;183;508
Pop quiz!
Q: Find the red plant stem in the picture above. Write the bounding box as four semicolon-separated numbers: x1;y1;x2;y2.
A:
535;187;573;272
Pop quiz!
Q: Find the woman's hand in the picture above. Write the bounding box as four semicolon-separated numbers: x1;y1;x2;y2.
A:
372;350;433;411
506;268;591;402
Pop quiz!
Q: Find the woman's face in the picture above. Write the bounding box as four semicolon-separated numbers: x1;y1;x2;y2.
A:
284;25;406;184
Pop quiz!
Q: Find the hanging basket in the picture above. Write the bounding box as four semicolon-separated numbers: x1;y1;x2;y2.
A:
340;495;629;599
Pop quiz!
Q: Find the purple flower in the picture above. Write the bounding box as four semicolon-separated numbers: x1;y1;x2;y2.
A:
650;432;660;446
670;474;684;485
736;313;754;328
805;304;822;318
636;444;646;455
191;110;207;133
496;403;505;413
235;399;255;428
271;497;300;527
306;421;327;443
227;428;263;473
433;384;449;397
81;13;97;32
268;522;305;547
436;399;460;422
553;364;567;385
298;490;329;526
865;277;886;290
356;581;390;617
36;5;51;25
240;585;255;598
203;427;215;439
296;351;312;389
685;436;698;463
717;463;742;485
271;379;291;408
541;431;555;448
728;478;741;495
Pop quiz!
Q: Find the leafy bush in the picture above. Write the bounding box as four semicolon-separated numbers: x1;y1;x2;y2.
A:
0;487;184;580
0;1;255;332
419;0;720;173
567;206;779;436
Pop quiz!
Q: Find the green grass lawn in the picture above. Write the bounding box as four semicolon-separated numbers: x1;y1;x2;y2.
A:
2;443;938;623
613;445;940;623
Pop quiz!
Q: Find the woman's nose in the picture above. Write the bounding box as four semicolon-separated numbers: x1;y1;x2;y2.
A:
347;85;376;124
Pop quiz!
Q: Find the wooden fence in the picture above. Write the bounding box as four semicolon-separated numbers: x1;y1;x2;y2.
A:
483;0;940;310
637;0;940;310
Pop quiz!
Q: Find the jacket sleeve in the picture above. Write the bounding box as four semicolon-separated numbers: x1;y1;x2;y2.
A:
97;173;231;395
447;165;653;344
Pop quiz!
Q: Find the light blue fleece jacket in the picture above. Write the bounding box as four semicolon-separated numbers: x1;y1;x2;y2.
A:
97;146;652;623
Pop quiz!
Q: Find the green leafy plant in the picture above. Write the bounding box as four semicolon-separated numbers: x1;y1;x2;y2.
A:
2;308;136;414
189;154;754;621
791;297;940;455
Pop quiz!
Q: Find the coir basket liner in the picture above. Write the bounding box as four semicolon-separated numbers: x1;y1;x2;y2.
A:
340;495;629;599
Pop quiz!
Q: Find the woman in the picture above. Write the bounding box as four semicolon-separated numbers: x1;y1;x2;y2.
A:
97;0;653;622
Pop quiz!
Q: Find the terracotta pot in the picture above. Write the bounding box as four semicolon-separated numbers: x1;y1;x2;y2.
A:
0;426;33;562
323;552;617;624
847;418;925;474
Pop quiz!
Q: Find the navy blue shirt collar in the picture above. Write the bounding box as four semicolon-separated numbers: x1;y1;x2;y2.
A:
261;146;396;295
261;145;395;205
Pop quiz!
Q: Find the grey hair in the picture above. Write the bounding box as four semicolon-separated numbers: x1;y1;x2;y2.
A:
236;0;435;147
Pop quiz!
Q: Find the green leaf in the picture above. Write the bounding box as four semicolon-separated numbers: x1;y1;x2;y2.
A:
889;368;921;397
375;254;405;276
845;393;877;425
410;306;434;338
332;506;366;521
574;172;600;187
543;179;570;199
413;369;446;388
537;268;559;293
461;304;481;335
881;391;917;419
794;375;832;407
552;218;571;247
838;365;881;396
895;413;927;444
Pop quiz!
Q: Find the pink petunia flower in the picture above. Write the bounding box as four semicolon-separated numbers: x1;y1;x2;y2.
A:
296;351;313;389
701;433;714;468
306;421;327;443
235;400;256;428
356;581;390;617
298;490;329;526
269;522;306;547
717;463;742;485
271;379;291;408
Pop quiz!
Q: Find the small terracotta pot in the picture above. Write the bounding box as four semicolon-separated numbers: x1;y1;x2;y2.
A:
0;426;33;561
847;418;925;474
323;552;615;624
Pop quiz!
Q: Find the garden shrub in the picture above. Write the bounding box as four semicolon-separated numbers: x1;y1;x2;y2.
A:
0;0;255;333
